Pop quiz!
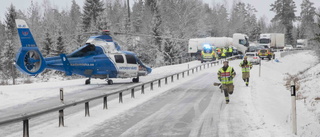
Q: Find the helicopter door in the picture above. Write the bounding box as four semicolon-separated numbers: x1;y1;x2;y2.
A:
125;54;139;77
113;54;127;78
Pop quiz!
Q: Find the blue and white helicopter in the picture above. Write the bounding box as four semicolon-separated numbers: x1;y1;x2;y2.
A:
14;19;152;85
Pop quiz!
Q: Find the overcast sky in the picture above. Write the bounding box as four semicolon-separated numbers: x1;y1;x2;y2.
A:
0;0;319;23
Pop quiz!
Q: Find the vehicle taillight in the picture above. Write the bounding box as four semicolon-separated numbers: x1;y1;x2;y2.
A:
253;57;257;59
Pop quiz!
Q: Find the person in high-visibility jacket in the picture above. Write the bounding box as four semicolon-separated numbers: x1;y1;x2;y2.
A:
228;47;233;57
239;56;252;86
218;61;236;104
221;48;227;58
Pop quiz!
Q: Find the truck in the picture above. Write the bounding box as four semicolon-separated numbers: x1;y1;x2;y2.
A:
296;39;308;48
188;33;249;60
259;33;285;49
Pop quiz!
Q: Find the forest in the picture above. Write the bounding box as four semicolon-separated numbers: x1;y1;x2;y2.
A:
0;0;320;84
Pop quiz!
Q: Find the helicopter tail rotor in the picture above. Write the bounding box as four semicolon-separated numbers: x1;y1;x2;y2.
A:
15;19;46;75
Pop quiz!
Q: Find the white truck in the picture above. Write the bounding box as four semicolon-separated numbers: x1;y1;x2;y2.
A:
296;39;308;48
188;33;249;55
259;33;285;49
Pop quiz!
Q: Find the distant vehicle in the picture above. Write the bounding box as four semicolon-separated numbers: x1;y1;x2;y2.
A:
247;46;258;52
259;33;285;49
283;45;293;51
296;39;308;48
232;47;239;55
258;49;274;60
256;45;265;50
200;44;216;63
188;33;249;56
245;52;260;65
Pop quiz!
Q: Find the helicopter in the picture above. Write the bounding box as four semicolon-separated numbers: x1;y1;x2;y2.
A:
14;19;152;85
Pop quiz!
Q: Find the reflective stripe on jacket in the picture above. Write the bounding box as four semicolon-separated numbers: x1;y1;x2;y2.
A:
239;61;252;72
218;66;235;84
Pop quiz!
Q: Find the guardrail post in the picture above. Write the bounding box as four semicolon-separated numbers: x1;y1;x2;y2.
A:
23;119;29;137
59;109;64;127
165;77;168;84
119;92;123;103
177;74;179;80
192;68;194;74
200;66;202;70
60;88;64;104
204;64;206;69
85;102;90;117
187;70;189;76
196;67;198;72
171;75;174;82
208;63;210;68
182;71;185;78
141;85;145;94
150;82;153;90
103;96;108;109
291;81;297;135
131;88;135;98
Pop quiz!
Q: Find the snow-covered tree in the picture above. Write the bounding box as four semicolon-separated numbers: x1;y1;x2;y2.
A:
2;4;18;81
82;0;104;32
299;0;316;39
42;31;54;57
270;0;296;45
70;0;82;30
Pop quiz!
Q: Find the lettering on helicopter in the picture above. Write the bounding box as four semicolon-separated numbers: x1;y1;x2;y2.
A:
119;67;137;70
25;44;36;47
70;63;94;66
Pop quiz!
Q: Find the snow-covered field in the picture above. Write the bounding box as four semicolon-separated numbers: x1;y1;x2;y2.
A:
1;51;320;137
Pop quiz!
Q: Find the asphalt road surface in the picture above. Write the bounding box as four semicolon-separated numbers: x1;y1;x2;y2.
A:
78;72;233;137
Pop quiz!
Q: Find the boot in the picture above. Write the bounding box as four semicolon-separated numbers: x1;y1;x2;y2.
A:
225;97;229;104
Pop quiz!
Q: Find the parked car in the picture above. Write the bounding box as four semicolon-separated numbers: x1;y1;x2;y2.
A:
247;46;258;52
283;45;293;51
245;52;261;65
258;49;274;60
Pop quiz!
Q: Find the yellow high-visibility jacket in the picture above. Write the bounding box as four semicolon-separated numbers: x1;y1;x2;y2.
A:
218;66;236;84
239;61;252;72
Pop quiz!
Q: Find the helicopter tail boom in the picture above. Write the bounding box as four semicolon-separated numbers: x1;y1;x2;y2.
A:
15;19;46;76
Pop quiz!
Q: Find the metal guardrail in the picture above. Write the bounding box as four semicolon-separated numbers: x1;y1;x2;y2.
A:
0;56;239;137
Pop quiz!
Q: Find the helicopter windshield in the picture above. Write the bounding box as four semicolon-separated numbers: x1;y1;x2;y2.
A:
69;44;103;57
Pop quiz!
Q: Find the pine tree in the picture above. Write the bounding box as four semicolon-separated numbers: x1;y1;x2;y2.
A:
42;31;54;57
56;29;66;54
270;0;296;45
131;0;144;33
27;1;42;45
70;0;82;28
299;0;316;39
146;0;163;66
82;0;104;32
2;4;18;82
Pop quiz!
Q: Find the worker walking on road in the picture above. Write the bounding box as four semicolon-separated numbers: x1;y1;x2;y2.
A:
239;56;252;86
218;61;236;104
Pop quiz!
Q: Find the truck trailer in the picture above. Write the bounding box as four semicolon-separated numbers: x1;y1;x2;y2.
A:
259;33;285;49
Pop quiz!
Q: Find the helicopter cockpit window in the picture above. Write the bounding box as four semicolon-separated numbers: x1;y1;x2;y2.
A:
70;44;97;57
115;55;124;63
126;55;137;64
